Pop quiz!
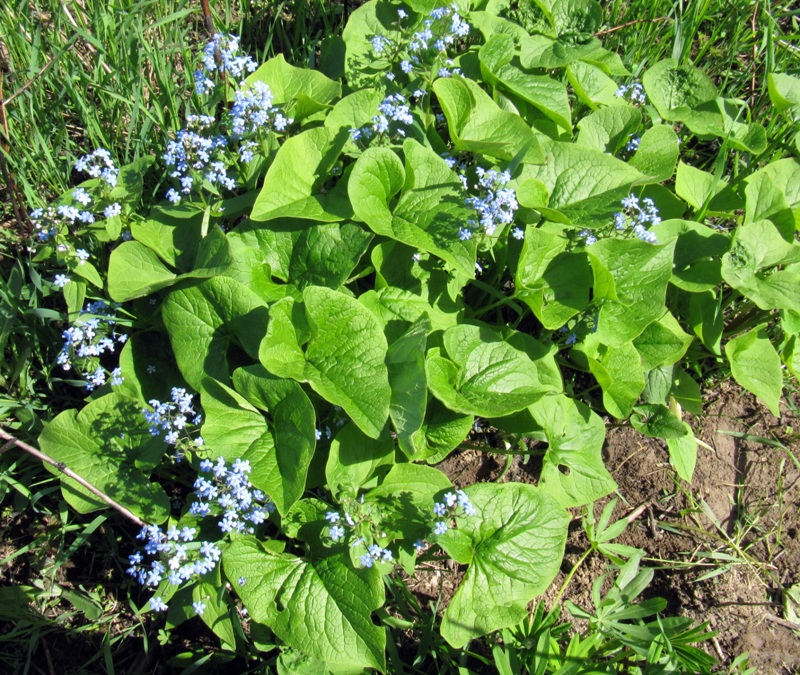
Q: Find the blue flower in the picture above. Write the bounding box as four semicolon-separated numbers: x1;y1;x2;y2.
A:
149;596;168;612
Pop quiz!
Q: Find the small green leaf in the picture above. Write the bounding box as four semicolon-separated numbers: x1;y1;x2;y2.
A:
633;310;693;371
725;325;782;416
386;316;429;457
440;483;569;647
630;404;688;439
245;54;341;120
628;125;680;183
434;76;544;163
427;324;562;418
39;393;170;522
576;105;642;153
326;422;394;498
252;127;351;222
162;277;268;390
574;336;645;419
666;423;697;482
533;394;616;508
223;539;385;672
366;463;453;542
768;72;800;112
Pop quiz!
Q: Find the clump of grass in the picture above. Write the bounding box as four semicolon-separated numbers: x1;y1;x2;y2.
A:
601;0;799;166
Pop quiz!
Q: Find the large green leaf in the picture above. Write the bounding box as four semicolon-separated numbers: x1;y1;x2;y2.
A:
721;219;800;312
433;76;544;163
744;158;800;237
108;224;232;302
259;286;391;439
251;127;352;222
386;316;430;457
427;323;561;418
285;221;372;289
223;538;385;672
350;141;478;276
520;34;601;70
516;230;592;329
532;394;616;508
341;0;402;89
325;422;394;498
517;139;646;224
588;238;676;345
359;286;460;333
573;335;645;419
643;60;766;153
245;54;341;120
725;325;782;416
439;483;569;647
162;277;269;390
107;241;177;301
38;393;169;521
479;35;571;132
642;58;717;115
233;366;317;514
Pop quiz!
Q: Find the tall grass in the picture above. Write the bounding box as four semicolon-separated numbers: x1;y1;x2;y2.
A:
0;0;349;214
602;0;800;165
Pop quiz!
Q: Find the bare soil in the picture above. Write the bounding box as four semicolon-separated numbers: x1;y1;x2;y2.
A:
414;381;800;672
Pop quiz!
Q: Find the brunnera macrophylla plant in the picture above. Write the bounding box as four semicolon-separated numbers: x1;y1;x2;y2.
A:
28;0;800;670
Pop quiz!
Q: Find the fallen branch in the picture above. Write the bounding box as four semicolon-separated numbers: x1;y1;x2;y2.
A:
0;428;145;527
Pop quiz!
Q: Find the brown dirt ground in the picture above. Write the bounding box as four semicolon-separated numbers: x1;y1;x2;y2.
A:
410;381;800;673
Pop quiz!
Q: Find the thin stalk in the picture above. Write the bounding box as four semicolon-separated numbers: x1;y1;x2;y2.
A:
0;428;145;527
551;547;593;608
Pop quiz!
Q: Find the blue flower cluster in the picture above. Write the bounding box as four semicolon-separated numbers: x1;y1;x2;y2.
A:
142;387;204;457
407;5;470;58
162;116;229;203
461;168;519;239
323;486;477;569
432;489;476;536
617;194;661;244
193;33;257;95
74;148;119;187
56;301;127;391
164;39;296;204
30;157;122;246
230;81;293;138
127;522;222;614
324;504;394;569
615;82;647;105
189;457;275;533
128;457;273;615
351;5;470;145
578;194;661;247
351;93;415;142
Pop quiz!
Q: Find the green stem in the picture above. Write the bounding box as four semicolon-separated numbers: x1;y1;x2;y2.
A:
551;547;593;608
